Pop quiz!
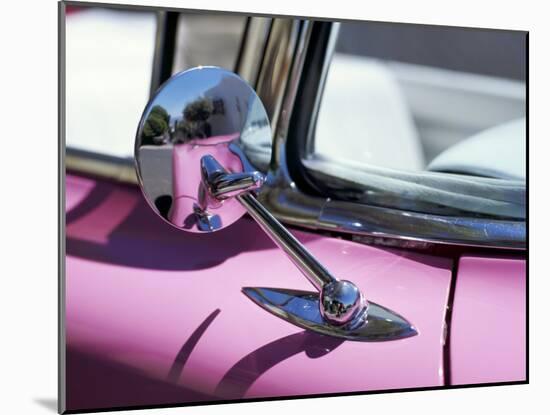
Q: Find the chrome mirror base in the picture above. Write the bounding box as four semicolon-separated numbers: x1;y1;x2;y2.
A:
243;287;418;342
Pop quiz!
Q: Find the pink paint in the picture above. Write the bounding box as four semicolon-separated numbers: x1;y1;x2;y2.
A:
65;174;452;411
169;134;244;228
67;186;139;245
450;256;526;385
65;175;95;212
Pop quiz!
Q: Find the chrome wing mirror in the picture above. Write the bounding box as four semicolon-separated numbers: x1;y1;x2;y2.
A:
135;66;417;341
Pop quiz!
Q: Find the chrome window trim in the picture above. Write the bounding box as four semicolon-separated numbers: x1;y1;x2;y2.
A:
236;17;273;87
66;148;136;184
65;13;525;250
254;18;301;138
304;22;340;156
149;11;179;96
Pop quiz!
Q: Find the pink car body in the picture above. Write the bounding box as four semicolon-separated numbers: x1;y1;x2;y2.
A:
64;173;526;411
168;134;245;228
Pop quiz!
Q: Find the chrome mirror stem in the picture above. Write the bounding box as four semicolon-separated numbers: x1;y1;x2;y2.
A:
237;193;332;291
201;155;368;327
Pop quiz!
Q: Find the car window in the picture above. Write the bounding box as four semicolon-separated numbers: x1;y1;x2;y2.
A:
65;5;246;159
301;21;526;220
314;22;526;176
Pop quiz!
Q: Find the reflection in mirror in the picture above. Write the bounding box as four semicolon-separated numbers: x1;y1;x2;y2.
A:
135;67;271;233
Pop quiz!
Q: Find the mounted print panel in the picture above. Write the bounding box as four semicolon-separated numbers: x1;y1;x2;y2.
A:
60;1;527;413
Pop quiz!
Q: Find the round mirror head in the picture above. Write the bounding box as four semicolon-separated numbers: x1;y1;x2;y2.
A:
135;66;272;233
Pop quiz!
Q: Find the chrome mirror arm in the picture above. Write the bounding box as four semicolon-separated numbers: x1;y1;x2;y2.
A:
201;155;371;330
238;192;335;291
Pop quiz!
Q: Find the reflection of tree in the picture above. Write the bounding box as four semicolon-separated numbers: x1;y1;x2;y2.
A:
184;98;213;121
174;98;213;142
141;105;170;145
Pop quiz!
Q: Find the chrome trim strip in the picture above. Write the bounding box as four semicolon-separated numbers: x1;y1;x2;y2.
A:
236;17;272;87
257;186;525;250
149;11;179;96
255;19;301;140
305;22;340;155
66;148;137;184
319;199;526;249
270;20;312;178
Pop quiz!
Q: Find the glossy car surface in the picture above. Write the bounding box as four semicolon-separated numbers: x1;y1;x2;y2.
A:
450;256;526;384
65;173;525;411
65;174;451;408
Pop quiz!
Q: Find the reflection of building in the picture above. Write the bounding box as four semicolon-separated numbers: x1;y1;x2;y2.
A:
171;74;252;142
202;75;252;136
168;72;270;153
212;98;225;116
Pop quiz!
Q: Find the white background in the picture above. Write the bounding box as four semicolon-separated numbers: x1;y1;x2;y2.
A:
0;0;545;413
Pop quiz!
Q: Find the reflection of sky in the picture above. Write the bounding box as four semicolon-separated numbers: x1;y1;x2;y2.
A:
150;68;225;121
145;67;271;147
